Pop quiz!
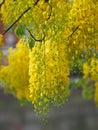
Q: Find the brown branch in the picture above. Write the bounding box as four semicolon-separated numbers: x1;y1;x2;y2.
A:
2;7;31;35
68;25;80;39
2;0;40;35
37;1;52;21
0;0;5;8
34;0;39;6
45;0;49;2
26;27;45;42
46;3;52;21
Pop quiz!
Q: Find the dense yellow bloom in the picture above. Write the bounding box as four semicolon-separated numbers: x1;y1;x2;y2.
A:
0;34;3;42
29;40;70;114
0;38;70;115
0;39;30;101
83;62;90;78
0;34;3;63
94;82;98;105
0;0;98;115
1;0;98;60
83;58;98;104
67;0;98;59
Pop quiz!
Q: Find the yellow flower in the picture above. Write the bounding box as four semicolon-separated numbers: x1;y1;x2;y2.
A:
0;34;3;42
0;39;30;101
29;40;70;114
94;82;98;105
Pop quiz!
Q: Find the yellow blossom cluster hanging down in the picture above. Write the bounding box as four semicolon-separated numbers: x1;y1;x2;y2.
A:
0;0;98;60
0;39;30;101
0;34;3;43
0;38;70;115
29;40;69;114
0;0;98;115
66;0;98;64
83;58;98;105
0;34;3;63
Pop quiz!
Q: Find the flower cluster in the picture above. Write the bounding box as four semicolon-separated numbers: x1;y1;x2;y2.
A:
0;39;70;115
0;34;3;42
29;40;69;115
0;34;3;63
0;39;30;101
83;58;98;104
0;0;98;115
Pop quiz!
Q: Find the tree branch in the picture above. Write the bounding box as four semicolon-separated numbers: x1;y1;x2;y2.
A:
2;0;40;35
34;0;39;6
68;25;80;39
46;3;52;21
2;7;31;35
0;0;5;8
26;27;45;42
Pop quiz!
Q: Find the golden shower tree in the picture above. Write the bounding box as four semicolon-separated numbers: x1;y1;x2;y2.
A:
0;0;98;116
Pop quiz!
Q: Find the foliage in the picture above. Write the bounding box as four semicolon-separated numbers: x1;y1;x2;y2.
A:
0;0;98;116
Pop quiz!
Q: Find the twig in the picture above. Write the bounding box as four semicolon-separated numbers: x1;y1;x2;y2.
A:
46;3;52;21
2;7;31;35
68;25;80;39
0;0;5;8
2;0;40;35
26;27;45;42
34;0;39;6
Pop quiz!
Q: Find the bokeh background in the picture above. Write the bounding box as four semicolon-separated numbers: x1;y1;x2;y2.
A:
0;86;98;130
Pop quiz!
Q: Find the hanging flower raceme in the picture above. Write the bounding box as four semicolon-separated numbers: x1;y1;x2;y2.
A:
0;34;3;42
83;58;98;104
0;0;98;117
0;39;30;101
0;34;3;62
29;40;70;115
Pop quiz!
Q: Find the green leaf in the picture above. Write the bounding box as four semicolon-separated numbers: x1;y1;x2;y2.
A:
15;25;26;38
28;37;35;49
